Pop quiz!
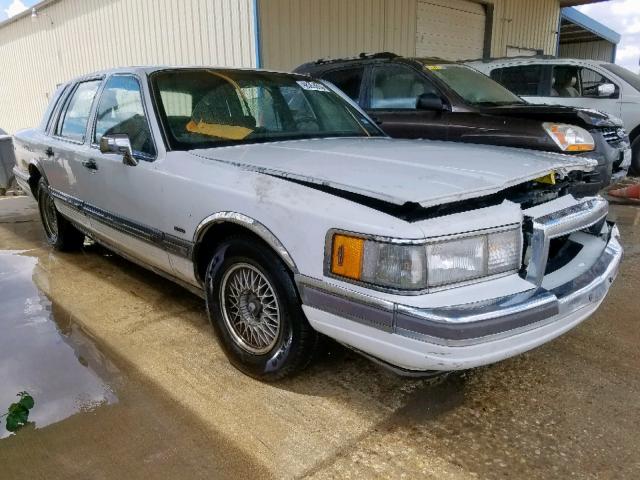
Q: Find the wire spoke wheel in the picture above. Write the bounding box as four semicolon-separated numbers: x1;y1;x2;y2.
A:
220;263;281;355
41;190;59;241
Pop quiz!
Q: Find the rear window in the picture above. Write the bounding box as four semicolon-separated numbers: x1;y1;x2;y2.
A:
321;67;364;101
602;63;640;92
56;80;101;141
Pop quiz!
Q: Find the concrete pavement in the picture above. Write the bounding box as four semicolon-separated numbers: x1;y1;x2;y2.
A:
1;195;639;479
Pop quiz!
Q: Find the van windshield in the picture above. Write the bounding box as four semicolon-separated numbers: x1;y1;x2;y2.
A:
421;62;526;106
603;63;640;92
151;69;382;150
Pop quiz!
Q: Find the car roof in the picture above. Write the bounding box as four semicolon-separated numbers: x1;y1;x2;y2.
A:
468;57;612;68
62;66;306;85
295;53;466;74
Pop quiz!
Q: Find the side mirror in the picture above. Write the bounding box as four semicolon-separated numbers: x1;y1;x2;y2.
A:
416;93;445;111
99;134;137;166
597;83;616;98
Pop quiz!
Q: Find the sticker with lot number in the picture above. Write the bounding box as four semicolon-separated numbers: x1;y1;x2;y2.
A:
297;80;330;92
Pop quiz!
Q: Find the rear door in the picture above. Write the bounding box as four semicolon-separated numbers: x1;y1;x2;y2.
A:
47;78;103;231
364;63;449;140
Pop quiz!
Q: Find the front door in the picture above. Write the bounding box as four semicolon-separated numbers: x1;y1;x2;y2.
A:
365;64;449;140
79;74;171;272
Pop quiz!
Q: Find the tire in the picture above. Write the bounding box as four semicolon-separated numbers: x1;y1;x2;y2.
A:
204;235;318;381
630;136;640;176
36;178;85;251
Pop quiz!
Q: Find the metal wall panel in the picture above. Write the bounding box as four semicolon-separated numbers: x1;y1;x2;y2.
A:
559;40;615;62
0;0;257;133
415;0;486;60
259;0;561;70
490;0;561;58
258;0;416;71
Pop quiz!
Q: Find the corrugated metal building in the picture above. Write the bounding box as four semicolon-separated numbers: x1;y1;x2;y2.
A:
0;0;604;133
558;7;620;62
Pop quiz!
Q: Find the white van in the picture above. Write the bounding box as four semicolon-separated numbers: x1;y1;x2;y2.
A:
469;58;640;173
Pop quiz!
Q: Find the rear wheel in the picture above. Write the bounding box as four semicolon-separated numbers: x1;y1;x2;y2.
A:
205;235;318;381
37;178;85;251
629;136;640;176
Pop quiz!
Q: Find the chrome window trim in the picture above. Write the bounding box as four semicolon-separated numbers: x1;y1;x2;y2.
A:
51;77;104;145
88;73;159;162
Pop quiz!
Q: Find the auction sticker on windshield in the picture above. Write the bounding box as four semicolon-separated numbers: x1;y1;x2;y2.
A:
297;80;330;92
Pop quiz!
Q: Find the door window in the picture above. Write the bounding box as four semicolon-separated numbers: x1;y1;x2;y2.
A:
94;75;156;157
370;65;439;109
321;67;364;101
490;65;550;96
56;80;101;141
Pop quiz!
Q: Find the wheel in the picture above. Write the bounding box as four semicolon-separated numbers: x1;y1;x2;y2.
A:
630;136;640;176
204;235;318;381
37;178;85;251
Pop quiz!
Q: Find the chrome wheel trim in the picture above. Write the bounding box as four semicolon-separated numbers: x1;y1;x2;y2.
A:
41;190;59;242
220;263;281;355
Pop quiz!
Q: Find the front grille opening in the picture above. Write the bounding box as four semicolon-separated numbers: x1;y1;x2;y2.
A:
544;236;583;275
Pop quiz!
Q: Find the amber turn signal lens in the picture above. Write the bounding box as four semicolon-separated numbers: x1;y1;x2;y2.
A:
331;234;364;280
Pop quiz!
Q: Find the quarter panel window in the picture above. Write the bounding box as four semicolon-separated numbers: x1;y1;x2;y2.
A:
321;68;364;101
579;68;617;98
94;75;155;157
56;80;101;141
370;65;438;110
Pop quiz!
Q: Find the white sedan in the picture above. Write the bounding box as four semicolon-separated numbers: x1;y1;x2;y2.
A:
12;67;622;380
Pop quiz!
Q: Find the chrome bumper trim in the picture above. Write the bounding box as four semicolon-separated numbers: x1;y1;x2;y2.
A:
296;224;622;347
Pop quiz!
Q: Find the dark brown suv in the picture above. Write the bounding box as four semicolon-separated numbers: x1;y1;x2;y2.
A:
295;53;631;195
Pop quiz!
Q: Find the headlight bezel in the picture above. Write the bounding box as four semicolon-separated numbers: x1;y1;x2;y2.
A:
324;225;523;295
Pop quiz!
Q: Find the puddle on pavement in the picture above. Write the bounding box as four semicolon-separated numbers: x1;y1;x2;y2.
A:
0;247;268;478
0;250;120;438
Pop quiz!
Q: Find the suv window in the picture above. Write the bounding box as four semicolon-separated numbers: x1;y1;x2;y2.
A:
370;64;438;109
490;65;549;96
321;67;364;101
94;75;155;157
56;80;101;141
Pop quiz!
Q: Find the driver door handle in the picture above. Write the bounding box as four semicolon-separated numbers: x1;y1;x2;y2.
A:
45;147;54;158
82;159;98;171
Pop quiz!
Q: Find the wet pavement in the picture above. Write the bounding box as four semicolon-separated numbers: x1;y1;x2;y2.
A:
0;195;639;479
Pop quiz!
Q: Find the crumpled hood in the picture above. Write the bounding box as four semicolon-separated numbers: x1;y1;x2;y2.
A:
190;138;597;208
480;104;623;128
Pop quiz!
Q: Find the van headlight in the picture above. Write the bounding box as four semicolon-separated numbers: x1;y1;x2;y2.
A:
327;227;522;292
543;122;595;152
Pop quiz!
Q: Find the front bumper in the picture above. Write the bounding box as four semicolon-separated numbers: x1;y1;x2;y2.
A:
298;209;622;372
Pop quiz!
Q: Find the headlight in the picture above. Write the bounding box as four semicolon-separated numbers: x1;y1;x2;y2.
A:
543;122;595;152
327;227;522;292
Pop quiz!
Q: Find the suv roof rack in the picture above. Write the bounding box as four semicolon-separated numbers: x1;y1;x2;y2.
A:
312;52;398;65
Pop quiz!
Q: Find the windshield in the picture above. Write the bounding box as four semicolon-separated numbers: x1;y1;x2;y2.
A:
602;63;640;92
422;63;525;106
151;69;381;150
